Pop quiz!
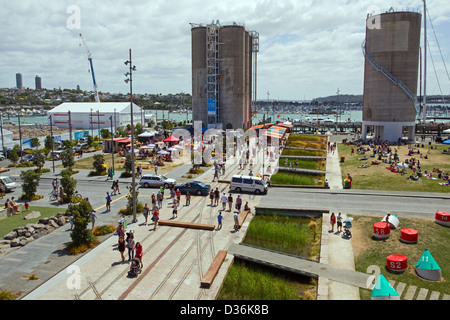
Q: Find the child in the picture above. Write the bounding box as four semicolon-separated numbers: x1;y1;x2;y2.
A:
217;212;223;230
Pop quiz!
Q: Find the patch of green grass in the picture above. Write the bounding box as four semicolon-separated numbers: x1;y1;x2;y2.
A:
338;143;450;193
243;214;321;260
0;206;65;238
270;171;324;186
351;215;450;300
281;148;326;157
278;158;326;170
217;259;316;300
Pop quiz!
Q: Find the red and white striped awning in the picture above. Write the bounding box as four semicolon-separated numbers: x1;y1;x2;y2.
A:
264;125;287;138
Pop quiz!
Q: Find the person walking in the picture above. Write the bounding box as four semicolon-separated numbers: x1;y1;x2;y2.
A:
90;210;97;230
135;242;143;268
337;212;343;233
157;191;163;209
214;188;220;207
126;232;135;261
152;204;159;230
185;192;191;206
143;203;150;225
217;212;223;230
105;192;111;212
118;236;126;262
172;201;178;219
115;180;121;195
235;195;242;212
221;193;227;211
209;190;214;206
227;194;233;211
233;211;240;232
330;212;336;233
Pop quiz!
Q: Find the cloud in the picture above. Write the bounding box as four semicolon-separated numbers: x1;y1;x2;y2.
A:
0;0;449;100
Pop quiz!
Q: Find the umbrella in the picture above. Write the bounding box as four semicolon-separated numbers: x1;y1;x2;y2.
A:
163;135;180;143
167;147;178;151
157;150;169;155
344;217;353;223
442;139;450;145
147;144;156;148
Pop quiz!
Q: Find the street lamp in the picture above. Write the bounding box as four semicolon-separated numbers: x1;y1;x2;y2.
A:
124;49;138;223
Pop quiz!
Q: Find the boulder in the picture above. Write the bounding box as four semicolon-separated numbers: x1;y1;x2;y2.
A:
48;219;59;228
4;231;18;240
23;211;41;220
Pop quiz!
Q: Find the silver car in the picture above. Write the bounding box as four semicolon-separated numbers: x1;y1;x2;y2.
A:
139;174;176;188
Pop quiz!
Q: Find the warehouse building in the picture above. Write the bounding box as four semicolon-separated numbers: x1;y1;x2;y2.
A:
47;102;143;133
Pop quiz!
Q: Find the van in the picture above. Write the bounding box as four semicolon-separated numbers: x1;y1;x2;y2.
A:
50;150;64;160
230;175;268;194
0;176;17;192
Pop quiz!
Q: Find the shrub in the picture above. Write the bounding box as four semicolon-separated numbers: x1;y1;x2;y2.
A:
93;224;116;236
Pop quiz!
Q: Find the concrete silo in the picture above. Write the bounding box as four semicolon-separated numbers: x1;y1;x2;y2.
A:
361;10;422;142
191;22;258;130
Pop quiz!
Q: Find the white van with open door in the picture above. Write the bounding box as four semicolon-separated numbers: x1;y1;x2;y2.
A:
230;175;268;194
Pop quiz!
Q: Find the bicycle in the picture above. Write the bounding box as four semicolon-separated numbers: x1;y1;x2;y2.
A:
49;190;58;201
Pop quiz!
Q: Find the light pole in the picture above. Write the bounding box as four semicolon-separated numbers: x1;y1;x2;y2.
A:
110;115;114;179
124;49;137;223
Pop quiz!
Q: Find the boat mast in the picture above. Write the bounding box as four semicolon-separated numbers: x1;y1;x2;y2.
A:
422;0;427;123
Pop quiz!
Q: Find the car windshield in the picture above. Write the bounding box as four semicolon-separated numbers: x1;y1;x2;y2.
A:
160;176;167;181
2;177;13;183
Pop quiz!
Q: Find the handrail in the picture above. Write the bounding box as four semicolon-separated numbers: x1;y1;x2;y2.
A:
362;41;420;117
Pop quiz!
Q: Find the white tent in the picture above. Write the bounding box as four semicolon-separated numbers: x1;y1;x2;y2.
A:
47;102;142;131
138;130;158;138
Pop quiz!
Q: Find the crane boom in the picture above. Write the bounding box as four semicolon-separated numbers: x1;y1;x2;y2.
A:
79;33;100;102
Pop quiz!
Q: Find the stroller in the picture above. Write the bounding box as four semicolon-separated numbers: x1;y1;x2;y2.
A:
342;219;352;239
128;257;142;278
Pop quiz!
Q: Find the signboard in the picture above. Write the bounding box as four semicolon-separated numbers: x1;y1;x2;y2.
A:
207;99;216;116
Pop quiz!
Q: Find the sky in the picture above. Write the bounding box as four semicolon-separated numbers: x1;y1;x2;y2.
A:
1;0;449;101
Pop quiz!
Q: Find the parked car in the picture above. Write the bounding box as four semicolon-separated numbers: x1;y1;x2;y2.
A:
174;181;211;196
74;143;89;151
0;154;5;161
19;154;37;163
139;174;176;188
0;176;17;192
230;175;268;194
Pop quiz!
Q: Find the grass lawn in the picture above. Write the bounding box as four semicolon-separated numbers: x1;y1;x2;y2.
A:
218;213;320;300
217;259;316;300
270;171;325;186
278;158;326;171
243;214;322;260
351;214;450;300
338;143;450;193
281;148;326;157
0;206;66;238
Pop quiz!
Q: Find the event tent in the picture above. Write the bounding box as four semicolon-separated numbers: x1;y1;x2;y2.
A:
163;135;180;143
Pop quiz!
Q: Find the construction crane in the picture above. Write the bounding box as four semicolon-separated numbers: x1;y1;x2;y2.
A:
79;33;100;102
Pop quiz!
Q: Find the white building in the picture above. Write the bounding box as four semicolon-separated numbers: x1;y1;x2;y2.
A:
47;102;145;132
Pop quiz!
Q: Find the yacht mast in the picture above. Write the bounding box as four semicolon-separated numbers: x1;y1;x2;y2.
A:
422;0;427;123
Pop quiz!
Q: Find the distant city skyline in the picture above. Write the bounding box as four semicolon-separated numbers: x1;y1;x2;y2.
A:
1;0;449;100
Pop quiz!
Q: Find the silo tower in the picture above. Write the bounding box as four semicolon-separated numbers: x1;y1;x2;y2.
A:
361;10;422;142
191;21;259;130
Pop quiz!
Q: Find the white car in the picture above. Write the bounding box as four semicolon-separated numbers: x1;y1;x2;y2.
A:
139;174;176;188
0;176;17;192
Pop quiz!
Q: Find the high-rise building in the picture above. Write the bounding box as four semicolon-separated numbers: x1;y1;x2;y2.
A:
16;73;23;90
35;75;42;90
191;22;259;130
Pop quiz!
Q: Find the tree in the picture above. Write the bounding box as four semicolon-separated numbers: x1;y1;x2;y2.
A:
31;138;40;149
32;150;46;170
8;148;19;165
61;148;75;171
67;200;97;248
60;169;77;200
20;170;41;199
92;154;105;174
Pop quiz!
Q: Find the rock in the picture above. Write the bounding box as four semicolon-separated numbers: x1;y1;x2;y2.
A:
56;216;66;226
48;219;59;228
4;231;17;240
24;211;41;220
10;239;21;247
39;217;51;224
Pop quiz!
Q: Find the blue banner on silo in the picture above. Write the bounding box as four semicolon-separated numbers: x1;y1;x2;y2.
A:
207;99;216;116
